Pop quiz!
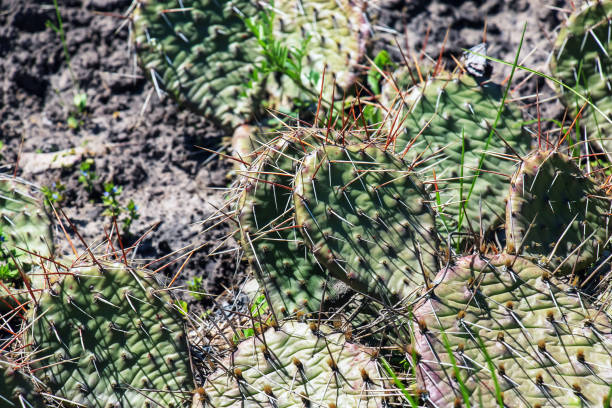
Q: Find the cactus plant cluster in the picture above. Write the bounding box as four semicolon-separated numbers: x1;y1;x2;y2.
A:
209;2;612;405
3;1;612;407
132;0;369;129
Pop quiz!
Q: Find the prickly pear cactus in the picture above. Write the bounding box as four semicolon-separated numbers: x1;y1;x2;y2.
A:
28;261;193;407
0;175;53;277
0;359;43;407
294;143;442;304
383;73;530;238
237;133;348;316
506;150;611;276
264;0;369;106
550;1;612;156
199;321;386;407
133;0;264;128
412;254;612;407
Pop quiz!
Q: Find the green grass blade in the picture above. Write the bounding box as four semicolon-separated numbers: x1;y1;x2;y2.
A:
380;356;418;408
457;23;526;235
463;50;612;127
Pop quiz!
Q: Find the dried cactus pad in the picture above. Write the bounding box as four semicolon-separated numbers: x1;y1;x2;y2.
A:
383;74;529;237
294;144;441;304
506;150;611;275
413;254;612;407
133;0;264;128
550;1;612;156
0;359;43;407
201;321;386;407
29;261;193;407
0;176;53;273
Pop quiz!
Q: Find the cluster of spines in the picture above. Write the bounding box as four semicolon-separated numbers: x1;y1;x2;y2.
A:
410;254;612;407
199;320;388;407
24;259;194;407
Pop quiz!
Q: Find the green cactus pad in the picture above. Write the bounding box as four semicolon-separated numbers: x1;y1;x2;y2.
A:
0;176;53;277
28;261;193;407
506;150;611;275
133;0;369;128
550;1;612;156
0;359;43;407
264;0;369;107
293;144;442;305
413;254;612;407
200;321;387;407
237;133;348;316
382;73;530;238
133;0;264;128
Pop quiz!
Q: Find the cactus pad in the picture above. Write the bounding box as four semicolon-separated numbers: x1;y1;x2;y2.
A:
506;150;611;275
413;254;612;407
264;0;369;106
550;1;612;156
0;176;53;277
383;74;530;238
133;0;263;128
237;133;348;316
200;321;386;407
294;143;441;304
133;0;369;128
0;359;43;407
28;261;193;407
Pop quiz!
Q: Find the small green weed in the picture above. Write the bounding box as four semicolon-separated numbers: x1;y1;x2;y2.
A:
102;182;122;217
41;182;66;205
122;199;140;234
367;50;394;95
188;276;205;301
232;294;269;342
77;159;96;194
0;228;22;281
243;5;314;94
175;299;188;316
102;182;140;235
67;93;88;130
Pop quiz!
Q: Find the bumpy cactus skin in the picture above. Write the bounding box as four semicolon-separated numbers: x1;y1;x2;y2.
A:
0;359;43;407
412;254;612;407
294;144;441;304
133;0;264;128
0;176;53;273
506;150;611;275
238;133;349;316
383;74;530;237
550;1;612;156
29;261;193;407
133;0;369;128
265;0;369;106
200;321;386;407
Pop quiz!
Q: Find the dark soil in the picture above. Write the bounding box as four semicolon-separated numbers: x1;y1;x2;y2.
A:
0;0;239;305
0;0;570;304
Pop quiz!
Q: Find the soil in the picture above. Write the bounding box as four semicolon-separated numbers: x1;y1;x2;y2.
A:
0;0;571;305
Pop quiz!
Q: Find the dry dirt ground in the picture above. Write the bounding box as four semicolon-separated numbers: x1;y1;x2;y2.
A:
0;0;569;305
